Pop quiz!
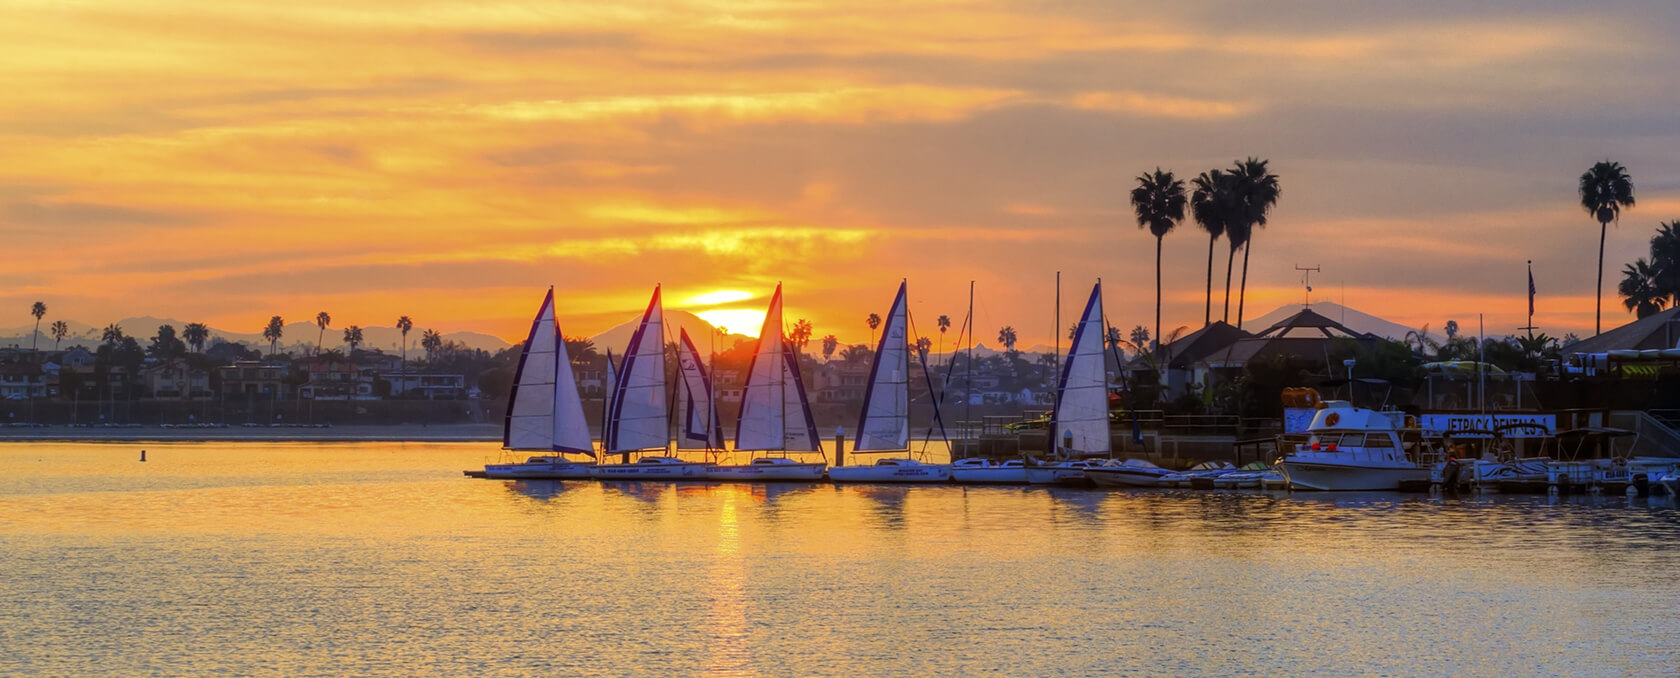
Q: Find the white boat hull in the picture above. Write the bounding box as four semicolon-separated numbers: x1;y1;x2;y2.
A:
706;463;827;481
483;459;596;479
1025;467;1089;485
950;467;1028;484
1085;468;1168;488
1279;460;1429;491
829;464;951;483
591;462;709;480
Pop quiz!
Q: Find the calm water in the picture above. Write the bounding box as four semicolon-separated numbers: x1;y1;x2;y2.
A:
3;443;1679;676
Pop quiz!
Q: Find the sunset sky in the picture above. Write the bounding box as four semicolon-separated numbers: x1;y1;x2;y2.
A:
4;1;1678;348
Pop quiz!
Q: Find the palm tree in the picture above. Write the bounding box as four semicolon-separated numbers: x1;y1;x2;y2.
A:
101;323;125;347
1130;167;1187;358
1229;157;1281;330
1579;160;1635;335
936;314;951;365
182;323;209;353
262;316;284;356
50;320;69;350
343;326;364;355
839;344;873;365
790;318;813;357
1190;170;1235;327
1649;220;1680;307
315;312;331;356
821;334;838;361
866;313;881;347
29;301;46;353
997;326;1018;360
396;316;413;396
421;329;443;363
563;336;598;364
1619;258;1667;318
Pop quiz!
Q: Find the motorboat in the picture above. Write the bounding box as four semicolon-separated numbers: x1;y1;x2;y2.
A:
1277;401;1430;491
1656;470;1680;497
828;458;952;483
1024;459;1098;486
950;458;1028;485
484;455;596;480
1084;458;1173;488
707;457;827;482
1210;462;1274;489
591;456;710;480
1160;461;1236;488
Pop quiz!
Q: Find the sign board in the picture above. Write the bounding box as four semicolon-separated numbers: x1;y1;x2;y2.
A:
1418;413;1555;438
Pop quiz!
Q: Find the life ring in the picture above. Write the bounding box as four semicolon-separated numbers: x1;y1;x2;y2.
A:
1325;412;1341;427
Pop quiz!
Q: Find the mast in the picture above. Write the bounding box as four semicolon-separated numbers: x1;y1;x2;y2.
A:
1052;271;1060;459
965;280;974;448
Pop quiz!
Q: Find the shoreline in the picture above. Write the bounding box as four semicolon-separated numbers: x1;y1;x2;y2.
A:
0;424;502;444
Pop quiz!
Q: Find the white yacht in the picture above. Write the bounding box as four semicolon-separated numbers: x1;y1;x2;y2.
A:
481;288;597;480
592;455;709;480
1084;458;1173;488
1277;401;1429;491
828;458;952;483
1025;460;1098;486
950;458;1028;484
706;284;828;481
708;456;827;482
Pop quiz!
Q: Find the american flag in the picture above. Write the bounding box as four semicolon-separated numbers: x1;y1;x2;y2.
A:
1528;263;1536;316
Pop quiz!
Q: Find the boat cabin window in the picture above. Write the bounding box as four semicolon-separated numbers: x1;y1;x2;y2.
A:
1363;434;1396;449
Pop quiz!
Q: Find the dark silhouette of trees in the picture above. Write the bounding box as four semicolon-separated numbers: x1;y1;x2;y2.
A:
1579;160;1635;334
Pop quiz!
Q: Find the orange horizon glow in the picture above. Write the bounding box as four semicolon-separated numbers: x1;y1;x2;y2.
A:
3;2;1675;349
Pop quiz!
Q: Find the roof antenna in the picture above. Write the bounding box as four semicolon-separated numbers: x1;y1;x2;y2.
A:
1295;264;1320;309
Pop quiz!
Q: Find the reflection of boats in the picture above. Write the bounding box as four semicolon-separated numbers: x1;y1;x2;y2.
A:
950;458;1027;484
709;284;827;481
1026;281;1112;487
483;288;597;480
1085;458;1173;488
592;286;709;480
831;281;950;483
506;479;568;501
1277;401;1430;491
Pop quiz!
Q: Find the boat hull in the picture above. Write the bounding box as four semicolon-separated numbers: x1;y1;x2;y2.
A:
950;468;1028;484
1279;460;1429;491
706;463;827;482
1025;466;1091;486
1084;468;1168;488
828;464;952;483
590;462;709;480
482;462;596;480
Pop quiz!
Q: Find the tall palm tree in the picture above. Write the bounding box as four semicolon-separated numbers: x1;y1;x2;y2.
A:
1619;258;1667;318
866;313;881;347
997;325;1018;359
790;318;813;357
396;316;413;395
1229;157;1281;330
183;323;209;353
101;323;125;347
1579;160;1635;335
1190;170;1235;327
343;326;364;355
821;334;838;360
1223;220;1249;323
29;301;46;353
262;316;284;356
936;314;951;365
315;311;331;356
1130;167;1187;358
50;321;69;350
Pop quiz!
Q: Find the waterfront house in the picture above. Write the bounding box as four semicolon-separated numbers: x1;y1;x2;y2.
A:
140;359;212;400
217;360;290;398
386;373;467;399
298;357;373;400
0;363;47;400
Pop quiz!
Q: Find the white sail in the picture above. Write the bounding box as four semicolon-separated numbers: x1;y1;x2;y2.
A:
504;289;558;450
854;281;910;451
735;284;820;451
607;286;669;453
551;317;595;455
1052;282;1110;456
675;329;725;449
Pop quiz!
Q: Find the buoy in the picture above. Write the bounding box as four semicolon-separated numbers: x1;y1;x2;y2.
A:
139;449;147;462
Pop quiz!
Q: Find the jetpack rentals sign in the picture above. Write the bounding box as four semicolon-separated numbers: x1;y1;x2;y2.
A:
1419;414;1555;438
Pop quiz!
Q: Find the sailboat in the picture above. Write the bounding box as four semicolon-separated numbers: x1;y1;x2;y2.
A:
483;288;597;479
674;327;730;463
829;281;952;483
1029;281;1110;486
708;284;827;481
591;285;708;480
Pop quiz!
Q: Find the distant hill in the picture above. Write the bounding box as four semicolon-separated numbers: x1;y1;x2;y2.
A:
0;317;511;354
1247;301;1431;342
587;309;753;355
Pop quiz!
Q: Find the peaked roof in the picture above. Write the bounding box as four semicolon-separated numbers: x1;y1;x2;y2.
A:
1567;307;1680;354
1158;321;1252;369
1203;308;1376;367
